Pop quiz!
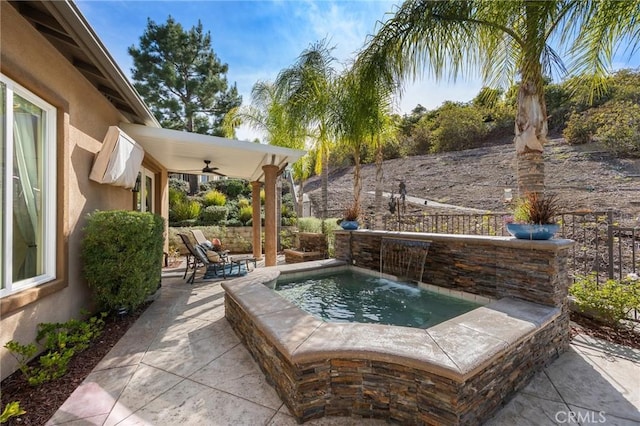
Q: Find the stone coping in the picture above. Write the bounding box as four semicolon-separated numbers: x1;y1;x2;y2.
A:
222;261;561;382
335;229;574;251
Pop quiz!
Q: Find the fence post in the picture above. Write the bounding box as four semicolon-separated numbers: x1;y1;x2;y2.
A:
607;210;614;280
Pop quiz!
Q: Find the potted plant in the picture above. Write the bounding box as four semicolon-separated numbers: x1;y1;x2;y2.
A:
506;192;561;240
339;203;361;230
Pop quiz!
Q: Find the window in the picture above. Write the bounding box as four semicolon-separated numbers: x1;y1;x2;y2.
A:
1;74;57;297
135;167;154;213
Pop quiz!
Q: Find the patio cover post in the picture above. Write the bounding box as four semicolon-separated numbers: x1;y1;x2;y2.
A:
263;165;279;266
251;180;263;260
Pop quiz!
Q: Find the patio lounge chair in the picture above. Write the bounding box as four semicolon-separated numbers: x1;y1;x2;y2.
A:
178;233;227;283
191;229;230;259
177;233;198;279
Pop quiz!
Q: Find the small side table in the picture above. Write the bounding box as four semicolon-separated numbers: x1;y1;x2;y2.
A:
232;255;258;272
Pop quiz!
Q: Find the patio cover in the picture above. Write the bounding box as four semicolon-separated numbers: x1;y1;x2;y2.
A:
119;123;305;182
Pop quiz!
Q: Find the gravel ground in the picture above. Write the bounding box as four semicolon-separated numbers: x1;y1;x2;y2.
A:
304;139;640;223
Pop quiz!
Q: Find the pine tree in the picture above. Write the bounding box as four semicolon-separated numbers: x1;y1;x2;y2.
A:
129;16;241;136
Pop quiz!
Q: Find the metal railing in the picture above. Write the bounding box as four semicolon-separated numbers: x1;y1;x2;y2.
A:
373;210;638;285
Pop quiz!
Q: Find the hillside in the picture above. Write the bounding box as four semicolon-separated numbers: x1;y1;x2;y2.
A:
302;139;640;223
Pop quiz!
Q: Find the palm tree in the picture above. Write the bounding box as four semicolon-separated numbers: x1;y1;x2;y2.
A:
275;40;337;219
358;0;640;196
336;63;393;228
333;71;367;212
223;80;307;212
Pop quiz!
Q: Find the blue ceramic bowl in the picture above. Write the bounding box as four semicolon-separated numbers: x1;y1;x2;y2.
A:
340;220;359;230
506;223;559;240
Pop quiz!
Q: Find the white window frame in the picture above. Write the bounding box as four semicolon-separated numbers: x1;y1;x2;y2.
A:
1;74;57;297
137;166;155;213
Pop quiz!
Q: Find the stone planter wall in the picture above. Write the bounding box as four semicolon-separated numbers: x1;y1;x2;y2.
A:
284;232;328;263
169;226;296;254
334;230;573;307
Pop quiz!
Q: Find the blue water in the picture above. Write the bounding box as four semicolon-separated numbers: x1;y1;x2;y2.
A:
275;270;482;329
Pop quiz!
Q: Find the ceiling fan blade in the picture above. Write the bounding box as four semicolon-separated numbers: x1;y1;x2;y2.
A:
202;160;221;174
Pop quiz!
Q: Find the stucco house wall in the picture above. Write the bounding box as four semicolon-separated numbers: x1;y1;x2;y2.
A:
0;2;167;380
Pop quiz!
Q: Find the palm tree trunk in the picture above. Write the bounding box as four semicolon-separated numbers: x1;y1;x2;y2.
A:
353;150;362;209
514;79;547;196
297;178;305;217
321;148;328;219
374;135;384;229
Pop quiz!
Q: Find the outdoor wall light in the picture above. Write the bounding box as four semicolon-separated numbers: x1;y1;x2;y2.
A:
132;173;142;193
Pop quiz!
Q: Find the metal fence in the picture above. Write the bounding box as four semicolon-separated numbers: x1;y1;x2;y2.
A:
374;210;639;285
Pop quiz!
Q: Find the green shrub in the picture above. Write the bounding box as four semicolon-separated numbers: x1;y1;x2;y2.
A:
1;401;26;423
429;103;488;153
169;187;186;206
321;219;341;257
238;205;253;224
297;217;325;233
201;205;229;224
224;199;240;222
172;219;199;227
282;216;297;226
280;229;295;250
591;100;640;155
225;218;242;227
82;210;164;312
171;199;202;222
563;111;596;145
281;194;297;220
169;177;189;193
4;312;106;386
296;217;339;254
202;189;227;207
237;197;250;209
564;100;640;154
225;179;249;198
200;178;250;198
570;274;640;326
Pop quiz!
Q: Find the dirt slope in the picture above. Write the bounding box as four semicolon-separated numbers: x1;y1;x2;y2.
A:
303;139;640;223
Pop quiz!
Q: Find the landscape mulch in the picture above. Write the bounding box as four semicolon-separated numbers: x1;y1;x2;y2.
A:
0;304;149;426
570;312;640;350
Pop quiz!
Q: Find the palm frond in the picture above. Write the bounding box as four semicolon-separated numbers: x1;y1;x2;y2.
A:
566;0;640;100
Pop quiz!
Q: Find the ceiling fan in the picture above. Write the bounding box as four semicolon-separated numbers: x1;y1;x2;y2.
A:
172;160;226;177
201;160;226;176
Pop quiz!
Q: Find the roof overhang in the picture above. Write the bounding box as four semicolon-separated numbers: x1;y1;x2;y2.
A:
120;123;306;183
10;0;159;126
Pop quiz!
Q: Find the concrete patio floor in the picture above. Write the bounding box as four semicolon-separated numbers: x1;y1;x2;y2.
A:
47;266;640;425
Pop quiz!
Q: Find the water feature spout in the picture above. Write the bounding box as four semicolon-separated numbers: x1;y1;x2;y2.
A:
379;237;431;282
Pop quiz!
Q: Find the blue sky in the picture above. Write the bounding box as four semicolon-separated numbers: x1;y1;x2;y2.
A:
77;1;639;141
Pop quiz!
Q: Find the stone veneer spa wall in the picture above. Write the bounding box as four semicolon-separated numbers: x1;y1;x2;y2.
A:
334;230;572;307
224;231;574;424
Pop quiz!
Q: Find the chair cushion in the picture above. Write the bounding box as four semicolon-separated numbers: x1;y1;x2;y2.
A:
197;243;220;263
206;251;221;263
200;240;215;250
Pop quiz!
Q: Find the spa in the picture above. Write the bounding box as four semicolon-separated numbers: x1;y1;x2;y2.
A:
222;230;573;425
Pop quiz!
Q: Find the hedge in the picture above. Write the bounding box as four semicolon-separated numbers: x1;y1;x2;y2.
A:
82;210;164;312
